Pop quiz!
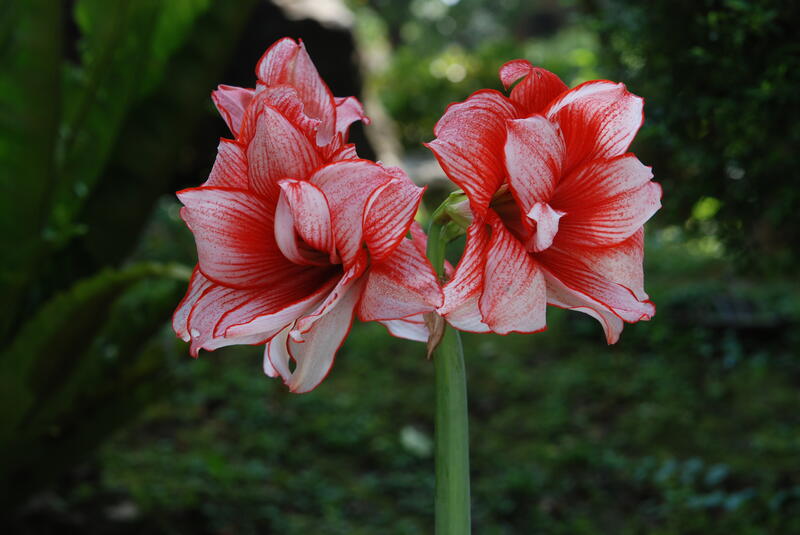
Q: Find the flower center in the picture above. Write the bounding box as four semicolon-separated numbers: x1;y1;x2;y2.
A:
274;192;340;267
490;187;565;253
525;202;565;252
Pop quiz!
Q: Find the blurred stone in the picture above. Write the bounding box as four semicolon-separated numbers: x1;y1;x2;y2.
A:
105;500;140;521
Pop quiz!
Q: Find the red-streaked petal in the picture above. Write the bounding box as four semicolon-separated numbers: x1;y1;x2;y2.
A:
265;323;292;381
184;285;275;356
285;281;362;393
539;247;655;326
575;229;648;301
225;274;338;339
334;95;369;139
363;175;425;261
426;89;518;215
177;187;293;288
499;60;568;116
184;268;336;356
293;251;367;340
526;202;565;252
330;144;359;162
552;153;654;209
478;216;547;334
308;160;393;267
359;239;442;322
504;115;565;212
247;105;322;201
440;221;491;333
211;268;331;339
262;344;279;377
255;37;336;147
252;85;321;142
274;193;310;266
204;139;248;188
172;266;213;342
212;85;254;136
556;180;661;248
276;179;336;262
545;80;644;173
544;273;625;344
379;314;429;342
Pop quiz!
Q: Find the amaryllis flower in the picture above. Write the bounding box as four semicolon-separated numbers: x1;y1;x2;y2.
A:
427;60;662;343
173;38;442;392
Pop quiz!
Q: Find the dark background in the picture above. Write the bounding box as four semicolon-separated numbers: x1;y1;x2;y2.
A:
1;0;798;533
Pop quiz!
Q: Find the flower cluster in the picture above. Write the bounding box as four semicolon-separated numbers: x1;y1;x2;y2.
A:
174;39;661;391
173;38;442;392
428;60;661;343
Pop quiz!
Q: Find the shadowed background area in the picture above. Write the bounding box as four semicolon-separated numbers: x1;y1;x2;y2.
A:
1;0;798;533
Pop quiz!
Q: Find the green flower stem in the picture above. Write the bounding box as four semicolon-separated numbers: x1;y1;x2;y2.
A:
427;219;471;535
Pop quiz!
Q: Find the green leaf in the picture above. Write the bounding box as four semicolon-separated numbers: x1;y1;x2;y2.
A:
53;0;213;247
0;0;62;334
0;262;189;441
0;262;190;506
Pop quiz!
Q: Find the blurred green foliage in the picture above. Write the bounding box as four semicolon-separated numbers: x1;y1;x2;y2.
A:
582;0;800;274
0;0;256;508
354;0;599;148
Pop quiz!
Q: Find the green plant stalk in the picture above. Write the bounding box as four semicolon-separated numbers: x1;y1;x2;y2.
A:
427;219;471;534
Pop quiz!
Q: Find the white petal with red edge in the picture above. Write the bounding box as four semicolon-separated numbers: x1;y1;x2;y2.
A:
204;139;248;189
363;176;425;261
544;272;625;344
275;179;336;264
253;85;321;142
262;344;279;377
526;202;565;252
334;95;369;137
545;80;644;173
379;314;429;342
255;38;336;146
293;251;367;340
499;60;567;116
177;187;295;288
212;85;254;137
552;153;654;209
172;266;213;342
478;217;547;334
246;105;321;201
504;115;565;212
309;160;392;267
265;324;292;380
221;272;338;339
285;281;362;393
330;144;359;162
184;284;278;356
426;90;518;215
188;267;333;352
359;239;442;322
440;221;491;333
556;181;661;248
539;247;655;325
575;229;648;301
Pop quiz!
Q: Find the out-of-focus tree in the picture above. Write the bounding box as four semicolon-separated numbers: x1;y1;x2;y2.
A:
581;0;800;274
353;0;600;148
0;0;257;508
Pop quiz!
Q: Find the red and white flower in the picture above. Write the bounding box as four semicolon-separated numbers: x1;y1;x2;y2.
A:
173;38;442;392
427;60;662;343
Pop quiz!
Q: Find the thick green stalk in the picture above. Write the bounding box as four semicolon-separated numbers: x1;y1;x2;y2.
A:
427;220;471;535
